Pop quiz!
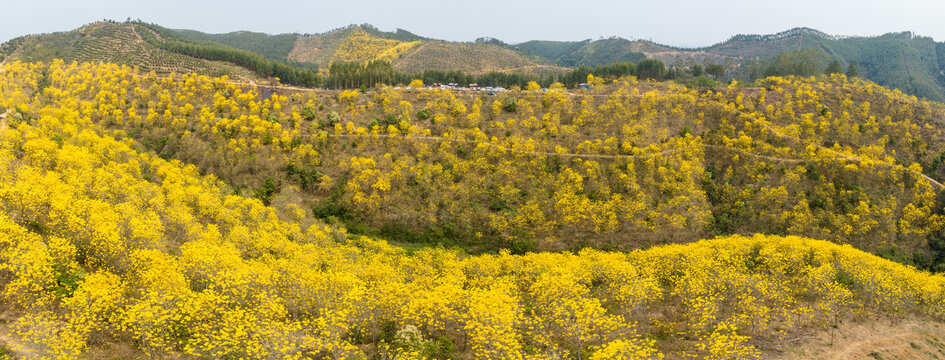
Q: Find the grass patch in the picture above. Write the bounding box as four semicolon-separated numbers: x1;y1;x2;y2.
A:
0;345;14;358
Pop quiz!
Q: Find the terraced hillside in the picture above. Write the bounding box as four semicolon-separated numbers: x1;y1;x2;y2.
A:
1;22;261;82
286;24;557;74
287;26;365;66
392;40;563;74
330;28;421;64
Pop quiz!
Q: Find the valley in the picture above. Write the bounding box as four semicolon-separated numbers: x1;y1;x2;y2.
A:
1;17;945;360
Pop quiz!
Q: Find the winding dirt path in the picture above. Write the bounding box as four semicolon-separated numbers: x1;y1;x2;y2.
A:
130;25;144;44
769;318;945;360
563;92;945;189
323;133;679;159
0;59;10;132
0;108;8;132
318;133;909;167
725;103;945;189
0;322;28;358
0;60;8;132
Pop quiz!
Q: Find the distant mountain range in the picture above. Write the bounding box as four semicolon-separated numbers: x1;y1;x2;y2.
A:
3;22;944;101
512;28;945;102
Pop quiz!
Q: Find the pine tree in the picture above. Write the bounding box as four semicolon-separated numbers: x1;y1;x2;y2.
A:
826;60;843;74
846;63;860;77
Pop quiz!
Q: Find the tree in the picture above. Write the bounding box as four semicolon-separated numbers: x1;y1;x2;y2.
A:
665;66;680;80
691;64;704;77
636;59;666;81
254;177;281;206
764;48;829;77
743;59;764;81
846;63;860;78
826;60;843;74
705;63;725;79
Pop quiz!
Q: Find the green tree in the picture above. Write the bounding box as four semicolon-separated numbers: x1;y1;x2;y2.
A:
743;59;764;81
764;48;829;77
665;66;680;80
705;63;725;79
636;59;666;81
691;64;704;77
846;63;860;77
254;177;281;206
826;60;843;74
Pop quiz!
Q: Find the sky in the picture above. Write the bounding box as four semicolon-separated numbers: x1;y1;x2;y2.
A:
2;0;944;47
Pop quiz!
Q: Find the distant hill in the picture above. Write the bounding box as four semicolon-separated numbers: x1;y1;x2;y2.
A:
286;25;424;67
0;21;262;82
3;22;945;101
513;37;730;68
510;28;945;102
173;23;555;75
694;28;945;102
515;38;647;67
513;40;586;62
285;24;553;74
0;21;558;84
173;29;299;61
391;40;560;74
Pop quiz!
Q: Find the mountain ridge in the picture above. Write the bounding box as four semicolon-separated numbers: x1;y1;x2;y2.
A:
2;21;944;102
160;23;945;102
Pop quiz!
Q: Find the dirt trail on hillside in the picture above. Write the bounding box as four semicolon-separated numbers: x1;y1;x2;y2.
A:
0;108;8;131
321;132;890;165
319;129;945;188
325;133;679;159
0;311;30;360
566;92;945;189
0;60;8;132
728;103;945;189
130;25;144;44
769;318;945;360
0;326;24;358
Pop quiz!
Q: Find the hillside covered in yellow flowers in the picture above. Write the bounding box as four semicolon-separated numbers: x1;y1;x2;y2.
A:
1;60;945;359
10;58;943;265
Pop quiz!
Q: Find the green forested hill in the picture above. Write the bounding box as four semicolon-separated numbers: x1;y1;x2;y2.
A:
704;28;945;102
823;33;945;102
173;29;299;61
555;38;647;67
515;38;647;67
514;39;587;62
511;28;945;103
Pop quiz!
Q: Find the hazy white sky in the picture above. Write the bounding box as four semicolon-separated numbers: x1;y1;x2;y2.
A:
2;0;943;47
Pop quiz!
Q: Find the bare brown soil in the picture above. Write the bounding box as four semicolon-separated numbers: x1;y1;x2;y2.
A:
768;317;945;360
